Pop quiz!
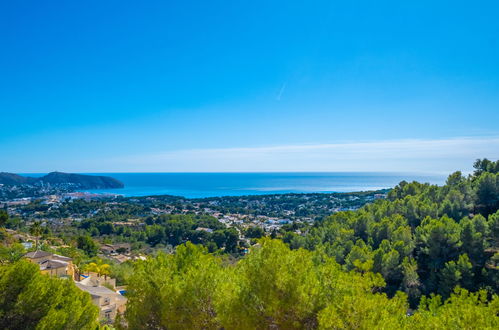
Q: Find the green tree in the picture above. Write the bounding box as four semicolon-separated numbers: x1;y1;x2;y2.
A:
0;210;8;227
0;243;25;265
245;226;264;239
474;172;499;216
488;210;499;247
460;215;488;270
118;238;499;329
0;260;98;329
124;243;222;329
318;291;409;329
344;239;372;273
224;228;239;253
415;216;461;293
211;230;226;249
439;254;473;298
216;239;324;329
412;288;499;329
76;235;99;257
84;259;111;280
401;257;421;307
473;158;499;176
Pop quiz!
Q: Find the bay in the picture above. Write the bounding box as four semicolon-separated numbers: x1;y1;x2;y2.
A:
75;172;447;198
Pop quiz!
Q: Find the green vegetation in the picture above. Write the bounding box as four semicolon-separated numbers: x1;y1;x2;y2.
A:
121;239;498;329
83;259;111;279
0;210;7;227
284;159;499;306
0;260;99;330
78;213;240;253
0;243;24;265
76;235;99;257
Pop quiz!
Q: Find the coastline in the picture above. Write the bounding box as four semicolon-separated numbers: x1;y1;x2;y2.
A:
78;172;447;198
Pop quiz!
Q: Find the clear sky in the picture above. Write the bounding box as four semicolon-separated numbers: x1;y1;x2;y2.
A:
1;1;498;173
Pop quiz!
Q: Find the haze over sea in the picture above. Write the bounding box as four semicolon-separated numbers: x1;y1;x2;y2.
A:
47;172;450;198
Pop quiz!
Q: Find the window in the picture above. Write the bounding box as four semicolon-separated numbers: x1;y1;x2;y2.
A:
103;297;110;306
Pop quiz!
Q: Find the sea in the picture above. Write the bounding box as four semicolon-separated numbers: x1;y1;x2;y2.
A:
61;172;448;199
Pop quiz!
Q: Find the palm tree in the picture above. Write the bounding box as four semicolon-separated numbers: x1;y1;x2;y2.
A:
85;262;100;276
84;259;111;280
29;221;42;250
100;263;111;280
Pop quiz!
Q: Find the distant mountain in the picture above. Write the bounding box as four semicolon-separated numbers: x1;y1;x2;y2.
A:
0;172;124;189
0;173;37;185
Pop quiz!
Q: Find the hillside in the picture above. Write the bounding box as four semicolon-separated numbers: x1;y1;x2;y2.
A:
0;173;37;185
0;172;124;189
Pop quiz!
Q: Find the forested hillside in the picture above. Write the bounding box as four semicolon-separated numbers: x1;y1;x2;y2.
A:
293;158;499;306
0;172;124;190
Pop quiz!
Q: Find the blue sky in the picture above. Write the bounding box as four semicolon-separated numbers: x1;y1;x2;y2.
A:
1;1;498;173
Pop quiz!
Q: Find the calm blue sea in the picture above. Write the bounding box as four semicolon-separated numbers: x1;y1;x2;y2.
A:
21;172;447;198
45;172;449;198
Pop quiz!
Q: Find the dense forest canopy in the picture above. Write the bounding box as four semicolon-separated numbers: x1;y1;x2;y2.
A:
294;159;499;304
122;239;498;329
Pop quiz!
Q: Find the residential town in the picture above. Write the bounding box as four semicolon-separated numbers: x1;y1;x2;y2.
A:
1;188;387;238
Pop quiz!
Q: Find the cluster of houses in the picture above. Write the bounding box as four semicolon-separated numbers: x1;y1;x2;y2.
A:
99;242;147;264
24;250;127;324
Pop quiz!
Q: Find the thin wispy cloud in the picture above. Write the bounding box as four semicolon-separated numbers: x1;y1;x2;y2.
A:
276;82;287;101
114;136;499;173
